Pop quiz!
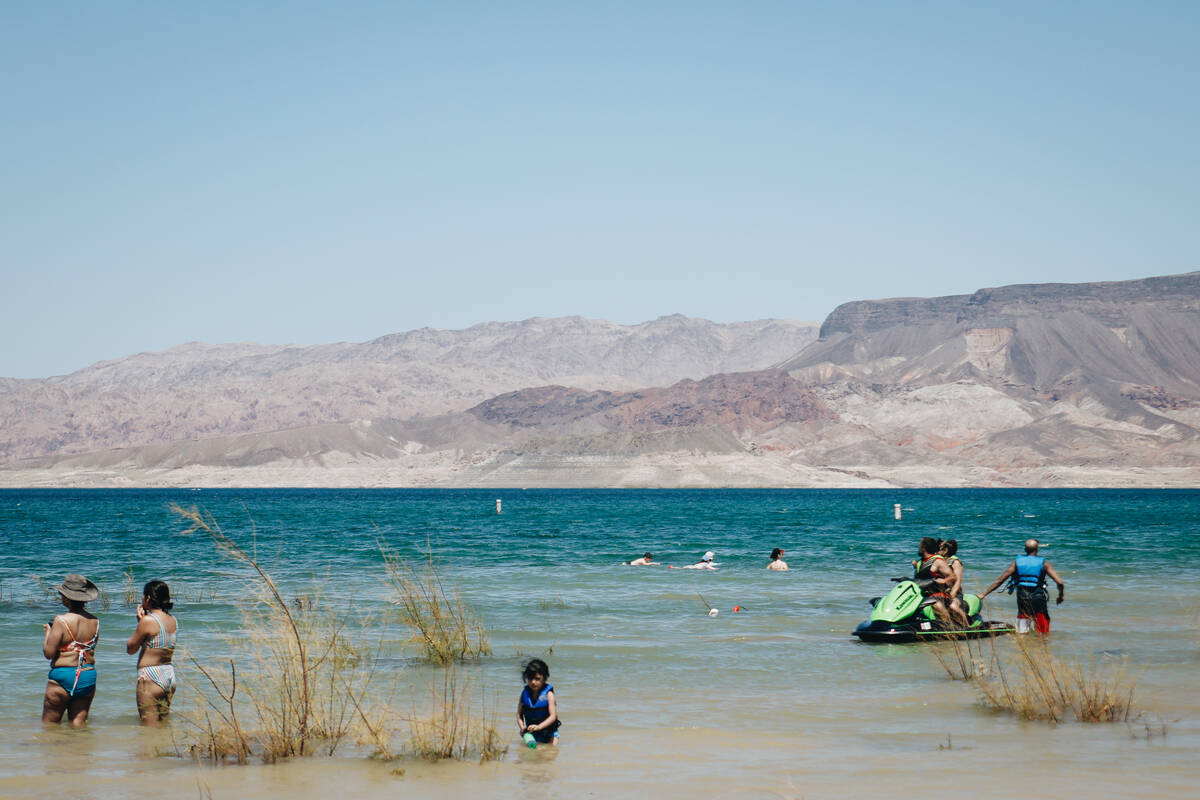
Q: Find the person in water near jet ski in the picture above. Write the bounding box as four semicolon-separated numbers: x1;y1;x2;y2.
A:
979;539;1064;633
913;537;958;625
939;539;971;628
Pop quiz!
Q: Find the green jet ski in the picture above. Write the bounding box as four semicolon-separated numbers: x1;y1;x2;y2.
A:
853;578;1015;643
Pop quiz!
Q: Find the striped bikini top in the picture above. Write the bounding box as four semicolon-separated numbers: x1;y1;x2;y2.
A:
142;612;177;652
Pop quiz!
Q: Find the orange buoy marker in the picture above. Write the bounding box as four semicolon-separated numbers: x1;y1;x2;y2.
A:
732;606;742;612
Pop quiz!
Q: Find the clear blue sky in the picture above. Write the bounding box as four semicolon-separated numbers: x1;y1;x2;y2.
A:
3;2;1197;378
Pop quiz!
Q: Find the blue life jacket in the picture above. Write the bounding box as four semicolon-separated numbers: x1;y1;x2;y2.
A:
1015;554;1046;589
520;683;555;727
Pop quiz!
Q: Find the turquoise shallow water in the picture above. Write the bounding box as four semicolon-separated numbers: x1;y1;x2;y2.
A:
2;488;1199;799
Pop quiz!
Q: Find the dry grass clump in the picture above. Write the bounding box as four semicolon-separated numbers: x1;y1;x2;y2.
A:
974;636;1136;723
172;503;393;763
169;504;506;767
931;634;985;681
406;668;506;762
171;581;219;604
122;565;138;606
381;543;490;665
31;573;56;598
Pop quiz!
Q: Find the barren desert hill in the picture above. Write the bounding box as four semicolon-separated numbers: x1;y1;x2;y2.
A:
9;371;815;473
0;315;818;463
783;271;1200;402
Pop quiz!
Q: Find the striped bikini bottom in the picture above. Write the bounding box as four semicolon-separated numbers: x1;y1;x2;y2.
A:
137;664;177;693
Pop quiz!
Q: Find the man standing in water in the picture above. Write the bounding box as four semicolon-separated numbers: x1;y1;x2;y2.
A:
979;539;1065;633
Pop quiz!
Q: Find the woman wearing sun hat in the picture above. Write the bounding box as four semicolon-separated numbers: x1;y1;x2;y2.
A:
41;574;100;726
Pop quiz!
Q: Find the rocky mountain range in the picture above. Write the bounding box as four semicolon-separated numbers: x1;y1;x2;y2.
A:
0;315;817;463
3;272;1198;488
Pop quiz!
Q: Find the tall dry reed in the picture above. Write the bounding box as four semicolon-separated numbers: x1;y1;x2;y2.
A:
930;633;985;681
405;667;506;762
974;635;1136;723
30;574;55;598
123;565;138;606
172;503;393;763
380;543;490;664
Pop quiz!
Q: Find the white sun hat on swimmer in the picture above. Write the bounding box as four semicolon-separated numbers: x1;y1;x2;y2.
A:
702;551;715;562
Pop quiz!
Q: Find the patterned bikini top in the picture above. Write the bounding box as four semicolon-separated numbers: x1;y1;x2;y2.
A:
142;612;177;652
57;616;99;665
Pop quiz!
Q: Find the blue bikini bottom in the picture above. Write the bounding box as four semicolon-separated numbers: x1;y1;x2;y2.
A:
48;665;96;698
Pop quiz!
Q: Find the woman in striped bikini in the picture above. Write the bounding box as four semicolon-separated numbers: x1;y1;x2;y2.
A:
125;580;178;725
42;574;101;726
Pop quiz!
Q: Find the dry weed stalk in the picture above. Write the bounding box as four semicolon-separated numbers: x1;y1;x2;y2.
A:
123;565;137;606
931;634;984;681
380;543;490;664
187;656;252;763
975;635;1136;723
30;574;55;597
406;668;506;762
171;503;393;763
170;581;218;604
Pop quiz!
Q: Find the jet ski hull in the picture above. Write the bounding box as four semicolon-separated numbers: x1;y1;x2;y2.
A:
854;618;1015;643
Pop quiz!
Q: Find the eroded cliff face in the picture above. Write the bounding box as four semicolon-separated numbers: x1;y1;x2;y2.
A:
785;272;1200;401
964;328;1013;376
817;272;1200;338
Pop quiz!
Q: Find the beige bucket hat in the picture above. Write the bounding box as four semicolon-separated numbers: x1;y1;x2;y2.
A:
55;574;99;602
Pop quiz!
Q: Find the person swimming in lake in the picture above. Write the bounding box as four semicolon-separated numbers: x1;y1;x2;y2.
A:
517;658;560;746
767;548;788;570
125;579;178;725
627;552;658;566
669;551;717;570
42;574;100;726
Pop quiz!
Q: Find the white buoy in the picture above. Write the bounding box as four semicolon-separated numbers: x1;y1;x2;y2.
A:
707;608;719;617
496;499;502;514
894;503;902;520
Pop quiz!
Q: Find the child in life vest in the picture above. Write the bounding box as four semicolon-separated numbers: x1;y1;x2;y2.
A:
517;658;560;746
